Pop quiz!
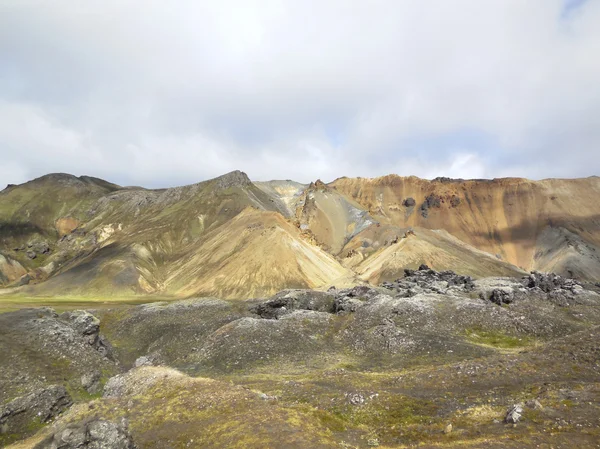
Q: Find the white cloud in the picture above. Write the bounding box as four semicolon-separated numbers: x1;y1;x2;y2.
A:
0;0;599;188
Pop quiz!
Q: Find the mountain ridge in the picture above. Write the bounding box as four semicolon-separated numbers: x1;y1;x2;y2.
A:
1;170;598;298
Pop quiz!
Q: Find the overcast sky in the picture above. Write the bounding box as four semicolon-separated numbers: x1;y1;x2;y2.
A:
1;0;599;188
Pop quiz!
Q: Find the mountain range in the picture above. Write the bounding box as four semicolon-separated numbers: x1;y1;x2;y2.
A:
1;171;599;298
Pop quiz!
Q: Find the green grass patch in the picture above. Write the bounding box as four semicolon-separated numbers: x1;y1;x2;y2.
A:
465;328;534;349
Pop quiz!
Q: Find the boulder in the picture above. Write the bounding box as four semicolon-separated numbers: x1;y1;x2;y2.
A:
402;197;416;207
504;403;523;424
489;288;514;305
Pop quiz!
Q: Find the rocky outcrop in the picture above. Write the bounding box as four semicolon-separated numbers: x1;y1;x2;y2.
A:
250;289;336;319
381;265;475;296
0;308;119;408
0;386;72;441
215;170;252;189
420;194;442;218
59;311;114;358
333;285;387;313
488;288;514;305
476;271;598;307
523;271;582;293
34;418;136;449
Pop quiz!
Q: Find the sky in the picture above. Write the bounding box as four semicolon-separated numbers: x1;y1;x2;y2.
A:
1;0;599;188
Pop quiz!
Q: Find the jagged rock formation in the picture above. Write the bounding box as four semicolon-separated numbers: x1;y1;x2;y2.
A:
381;264;475;296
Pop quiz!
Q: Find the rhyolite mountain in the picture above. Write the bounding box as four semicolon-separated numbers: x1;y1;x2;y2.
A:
1;171;599;298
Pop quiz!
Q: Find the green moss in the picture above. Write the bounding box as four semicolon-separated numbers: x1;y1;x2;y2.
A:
0;416;46;446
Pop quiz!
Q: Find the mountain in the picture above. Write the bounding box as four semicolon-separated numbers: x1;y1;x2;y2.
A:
330;175;600;279
0;171;598;298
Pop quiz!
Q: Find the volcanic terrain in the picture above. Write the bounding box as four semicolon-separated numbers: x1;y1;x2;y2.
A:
1;171;599;448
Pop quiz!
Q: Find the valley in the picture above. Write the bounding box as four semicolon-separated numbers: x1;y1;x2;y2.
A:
1;171;599;448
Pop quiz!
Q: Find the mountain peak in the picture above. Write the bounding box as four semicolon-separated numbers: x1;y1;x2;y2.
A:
214;170;252;189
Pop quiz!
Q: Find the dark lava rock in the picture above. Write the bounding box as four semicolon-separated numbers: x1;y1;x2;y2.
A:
381;266;475;296
34;418;136;449
0;386;72;441
424;194;442;208
251;286;388;318
488;288;514;305
450;195;461;207
250;290;335;319
523;271;581;293
402;197;416;207
433;177;461;183
420;194;442;217
333;285;386;313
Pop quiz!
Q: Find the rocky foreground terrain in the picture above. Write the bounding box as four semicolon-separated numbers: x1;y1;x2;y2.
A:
1;267;600;448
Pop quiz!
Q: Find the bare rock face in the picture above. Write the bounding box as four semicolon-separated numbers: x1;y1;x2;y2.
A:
214;170;252;189
34;418;136;449
55;217;81;238
0;386;72;441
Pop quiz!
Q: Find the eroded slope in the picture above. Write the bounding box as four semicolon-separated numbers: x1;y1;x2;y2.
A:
330;175;600;279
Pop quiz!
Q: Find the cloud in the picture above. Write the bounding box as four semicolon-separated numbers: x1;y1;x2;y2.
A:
0;0;599;188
